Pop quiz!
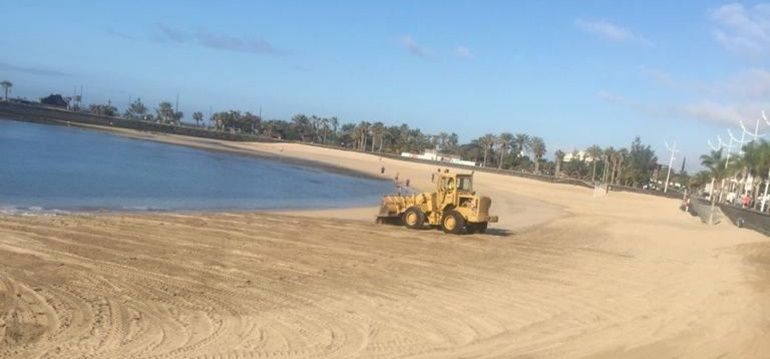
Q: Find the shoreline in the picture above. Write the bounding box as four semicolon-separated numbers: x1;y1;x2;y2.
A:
1;117;401;217
1;116;564;231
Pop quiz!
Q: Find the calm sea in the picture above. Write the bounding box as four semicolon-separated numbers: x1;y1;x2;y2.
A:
0;120;394;213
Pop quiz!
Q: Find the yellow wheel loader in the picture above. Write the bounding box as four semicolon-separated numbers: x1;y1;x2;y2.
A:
377;170;498;234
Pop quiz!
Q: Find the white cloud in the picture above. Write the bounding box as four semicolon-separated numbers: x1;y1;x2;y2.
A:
154;25;280;55
721;68;770;98
597;91;670;118
598;90;765;127
400;35;427;57
678;100;763;126
455;45;473;59
575;19;651;45
709;3;770;55
596;90;626;104
639;66;770;99
638;66;714;95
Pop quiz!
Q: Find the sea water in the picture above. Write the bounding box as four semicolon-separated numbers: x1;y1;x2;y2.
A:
0;120;394;213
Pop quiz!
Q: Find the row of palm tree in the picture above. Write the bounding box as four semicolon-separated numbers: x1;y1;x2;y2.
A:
261;120;659;187
523;137;659;188
341;122;434;154
8;85;669;187
260;119;658;188
4;85;555;172
472;133;546;172
331;124;552;174
698;140;770;213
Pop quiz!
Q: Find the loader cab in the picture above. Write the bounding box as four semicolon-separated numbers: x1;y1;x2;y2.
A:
456;175;473;193
437;174;473;193
436;173;474;207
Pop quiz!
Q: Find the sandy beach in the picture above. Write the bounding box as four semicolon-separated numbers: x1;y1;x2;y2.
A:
1;130;769;358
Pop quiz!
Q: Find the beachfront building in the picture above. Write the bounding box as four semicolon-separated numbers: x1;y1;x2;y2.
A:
562;150;596;163
401;149;478;167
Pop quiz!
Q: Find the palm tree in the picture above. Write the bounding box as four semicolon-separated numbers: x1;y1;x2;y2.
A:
554;150;566;177
586;145;603;183
192;112;204;127
497;132;514;169
478;134;496;167
354;121;371;151
689;170;712;189
700;149;729;224
610;148;627;185
1;80;12;101
362;121;372;151
740;140;770;210
380;129;394;153
309;115;322;142
757;141;770;211
371;122;385;152
530;136;546;173
125;98;148;120
291;114;312;141
330;117;339;137
156;102;176;124
318;117;328;143
263;121;276;138
435;132;450;152
513;133;530;159
739;141;766;200
599;147;614;184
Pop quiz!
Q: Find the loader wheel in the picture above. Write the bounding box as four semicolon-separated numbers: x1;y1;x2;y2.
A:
441;211;465;234
477;222;488;234
466;222;486;234
403;207;425;229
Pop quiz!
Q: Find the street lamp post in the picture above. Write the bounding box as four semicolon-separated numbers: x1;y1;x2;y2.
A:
726;128;749;198
664;141;678;193
760;174;770;212
740;117;767;196
706;137;724;224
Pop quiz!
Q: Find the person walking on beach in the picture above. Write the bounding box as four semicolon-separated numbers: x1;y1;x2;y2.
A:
406;179;410;187
381;166;385;175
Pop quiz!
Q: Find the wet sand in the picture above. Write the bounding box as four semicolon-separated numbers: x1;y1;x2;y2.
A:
1;130;770;358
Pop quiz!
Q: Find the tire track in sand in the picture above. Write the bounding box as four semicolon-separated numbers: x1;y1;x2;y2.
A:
0;208;768;358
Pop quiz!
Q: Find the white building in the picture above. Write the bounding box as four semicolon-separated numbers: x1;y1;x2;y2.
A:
401;149;478;167
562;150;596;163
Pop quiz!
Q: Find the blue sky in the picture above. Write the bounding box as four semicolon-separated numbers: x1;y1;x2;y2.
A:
2;0;770;170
